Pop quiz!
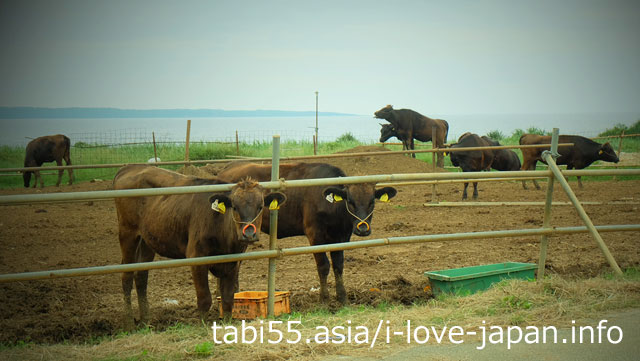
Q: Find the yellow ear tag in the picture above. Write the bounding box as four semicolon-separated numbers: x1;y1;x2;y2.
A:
211;200;226;214
333;194;343;202
598;150;603;155
269;199;279;210
380;193;389;202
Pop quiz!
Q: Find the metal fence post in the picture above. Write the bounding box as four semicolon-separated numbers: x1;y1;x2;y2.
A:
613;130;624;181
543;145;624;276
431;125;438;203
537;128;559;278
267;135;280;317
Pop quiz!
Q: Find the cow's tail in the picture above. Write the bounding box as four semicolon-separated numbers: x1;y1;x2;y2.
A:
443;119;449;144
63;135;71;158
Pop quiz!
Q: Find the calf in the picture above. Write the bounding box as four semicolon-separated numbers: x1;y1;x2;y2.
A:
519;134;619;189
23;134;73;188
113;164;285;328
218;162;396;304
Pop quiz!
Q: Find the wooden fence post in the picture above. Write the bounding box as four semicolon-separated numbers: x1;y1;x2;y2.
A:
236;130;240;156
152;132;158;163
185;119;191;162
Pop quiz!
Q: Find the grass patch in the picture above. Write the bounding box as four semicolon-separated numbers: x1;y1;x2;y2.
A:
2;273;639;360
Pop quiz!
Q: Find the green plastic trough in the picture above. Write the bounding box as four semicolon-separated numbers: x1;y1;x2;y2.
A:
424;262;537;296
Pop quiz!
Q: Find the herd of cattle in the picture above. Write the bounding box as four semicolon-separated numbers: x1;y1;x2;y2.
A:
19;107;621;326
374;105;620;199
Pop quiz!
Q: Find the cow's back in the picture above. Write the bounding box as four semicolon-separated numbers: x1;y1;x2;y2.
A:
450;134;494;171
114;165;228;258
25;134;70;166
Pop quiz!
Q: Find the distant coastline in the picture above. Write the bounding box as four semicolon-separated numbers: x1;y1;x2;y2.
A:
0;107;355;119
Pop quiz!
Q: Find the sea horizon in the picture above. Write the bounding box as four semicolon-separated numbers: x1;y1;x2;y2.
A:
1;111;638;147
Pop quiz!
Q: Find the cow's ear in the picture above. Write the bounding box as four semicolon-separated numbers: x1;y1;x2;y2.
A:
265;192;287;210
375;187;397;202
209;194;232;214
323;187;347;203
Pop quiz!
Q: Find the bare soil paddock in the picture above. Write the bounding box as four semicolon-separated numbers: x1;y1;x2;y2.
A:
1;146;638;343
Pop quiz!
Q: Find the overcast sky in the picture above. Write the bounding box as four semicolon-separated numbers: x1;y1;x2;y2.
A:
1;0;639;115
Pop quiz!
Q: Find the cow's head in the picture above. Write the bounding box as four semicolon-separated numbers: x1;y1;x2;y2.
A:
322;184;397;237
210;178;286;243
379;123;397;143
598;142;619;163
22;171;32;188
374;105;394;121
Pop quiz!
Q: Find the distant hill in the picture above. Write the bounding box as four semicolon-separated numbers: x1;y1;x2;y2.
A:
0;107;355;119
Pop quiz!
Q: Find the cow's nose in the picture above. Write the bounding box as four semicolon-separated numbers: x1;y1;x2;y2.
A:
242;223;258;240
355;221;371;236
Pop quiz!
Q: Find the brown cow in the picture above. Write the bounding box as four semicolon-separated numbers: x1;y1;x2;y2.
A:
23;134;73;188
218;162;396;304
520;134;619;189
374;105;449;166
113;164;286;328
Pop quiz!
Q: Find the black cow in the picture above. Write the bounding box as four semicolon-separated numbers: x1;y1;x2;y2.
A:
481;136;521;171
448;133;495;200
218;162;397;304
374;105;449;166
520;134;619;189
23;134;73;188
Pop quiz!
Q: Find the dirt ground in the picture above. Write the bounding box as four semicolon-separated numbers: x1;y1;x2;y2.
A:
1;146;639;344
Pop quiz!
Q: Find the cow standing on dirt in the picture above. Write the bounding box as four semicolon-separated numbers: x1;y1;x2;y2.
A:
448;133;495;200
519;134;619;189
374;105;449;167
218;162;397;304
23;134;73;188
113;165;286;328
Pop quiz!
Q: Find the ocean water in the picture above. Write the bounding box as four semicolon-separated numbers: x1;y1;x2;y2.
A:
1;112;637;146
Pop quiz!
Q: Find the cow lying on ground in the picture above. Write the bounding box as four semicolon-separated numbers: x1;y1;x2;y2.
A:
519;134;619;189
374;105;449;167
113;164;286;328
218;162;397;304
447;133;495;200
23;134;73;188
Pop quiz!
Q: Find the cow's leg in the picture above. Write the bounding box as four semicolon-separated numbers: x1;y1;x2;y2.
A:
330;250;346;304
55;159;63;187
218;264;239;321
462;182;469;200
134;240;155;325
119;228;139;331
34;170;42;188
521;160;541;190
64;155;73;185
313;252;331;302
190;265;212;321
472;182;479;199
